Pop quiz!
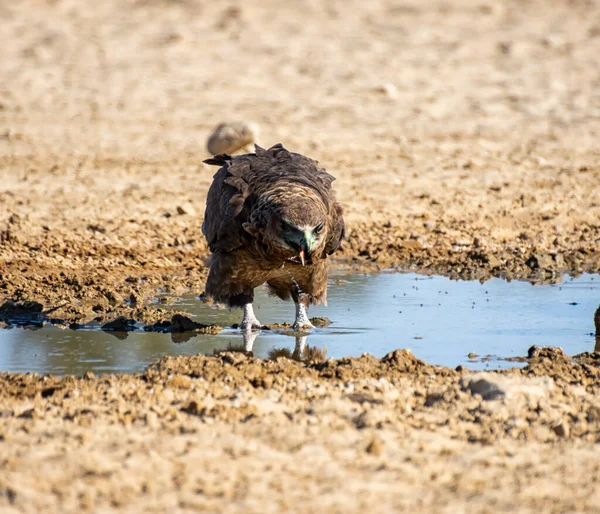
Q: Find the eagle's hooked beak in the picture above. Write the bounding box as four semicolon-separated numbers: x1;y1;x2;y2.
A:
298;230;316;266
284;226;317;266
298;248;306;266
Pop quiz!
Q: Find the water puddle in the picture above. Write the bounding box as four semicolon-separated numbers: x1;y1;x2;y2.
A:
0;273;598;375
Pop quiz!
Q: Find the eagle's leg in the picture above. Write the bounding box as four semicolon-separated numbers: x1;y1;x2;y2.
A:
293;301;314;330
240;303;262;331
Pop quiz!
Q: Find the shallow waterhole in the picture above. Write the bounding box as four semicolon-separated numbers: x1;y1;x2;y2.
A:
0;273;598;376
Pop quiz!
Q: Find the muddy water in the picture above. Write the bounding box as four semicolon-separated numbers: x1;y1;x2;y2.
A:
0;273;598;375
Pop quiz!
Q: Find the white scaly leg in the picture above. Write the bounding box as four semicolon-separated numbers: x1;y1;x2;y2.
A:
293;302;314;330
239;303;262;331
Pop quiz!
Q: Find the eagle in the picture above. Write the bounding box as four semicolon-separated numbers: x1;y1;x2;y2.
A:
202;143;345;330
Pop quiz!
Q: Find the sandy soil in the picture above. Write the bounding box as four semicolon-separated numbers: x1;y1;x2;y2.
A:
3;348;600;513
1;0;600;511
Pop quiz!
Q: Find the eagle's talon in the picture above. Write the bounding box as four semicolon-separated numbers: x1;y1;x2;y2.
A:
293;302;314;330
239;320;262;331
292;321;314;331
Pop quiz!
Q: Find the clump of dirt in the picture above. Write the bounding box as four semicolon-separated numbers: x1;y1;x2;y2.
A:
101;316;136;332
0;300;44;326
309;317;332;327
144;314;222;335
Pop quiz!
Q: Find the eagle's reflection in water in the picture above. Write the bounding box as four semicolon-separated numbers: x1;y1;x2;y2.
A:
242;330;307;357
239;330;328;363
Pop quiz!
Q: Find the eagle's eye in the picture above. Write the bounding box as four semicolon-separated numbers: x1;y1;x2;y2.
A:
314;222;324;234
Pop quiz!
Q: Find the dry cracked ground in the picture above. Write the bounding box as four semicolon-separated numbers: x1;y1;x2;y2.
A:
1;0;600;512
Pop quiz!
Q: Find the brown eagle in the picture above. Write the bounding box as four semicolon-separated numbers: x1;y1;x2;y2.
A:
202;143;345;330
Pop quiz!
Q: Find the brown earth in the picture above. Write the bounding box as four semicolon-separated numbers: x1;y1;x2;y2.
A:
1;0;600;512
2;348;600;513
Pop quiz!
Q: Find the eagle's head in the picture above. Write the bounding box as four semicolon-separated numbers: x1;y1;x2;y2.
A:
278;217;325;265
266;197;327;265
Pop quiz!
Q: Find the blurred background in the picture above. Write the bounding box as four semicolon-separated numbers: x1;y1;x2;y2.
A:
2;0;598;158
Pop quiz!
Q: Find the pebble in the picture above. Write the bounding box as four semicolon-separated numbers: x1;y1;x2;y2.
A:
365;437;383;456
374;83;398;98
552;421;569;438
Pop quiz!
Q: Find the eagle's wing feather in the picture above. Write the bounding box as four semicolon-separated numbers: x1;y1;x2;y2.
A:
325;204;345;255
202;156;255;253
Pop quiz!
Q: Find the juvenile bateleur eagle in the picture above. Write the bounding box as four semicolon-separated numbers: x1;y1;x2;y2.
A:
202;143;345;329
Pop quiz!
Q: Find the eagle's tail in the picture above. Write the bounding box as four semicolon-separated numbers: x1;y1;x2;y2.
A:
203;153;232;166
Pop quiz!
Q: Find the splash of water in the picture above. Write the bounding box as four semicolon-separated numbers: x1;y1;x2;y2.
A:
282;261;303;295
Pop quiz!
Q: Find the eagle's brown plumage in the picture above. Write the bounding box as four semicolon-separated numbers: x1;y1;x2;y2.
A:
202;143;344;328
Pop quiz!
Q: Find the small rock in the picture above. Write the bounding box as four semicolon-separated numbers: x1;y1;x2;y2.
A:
374;83;398;98
552;421;569;438
171;314;207;333
8;213;21;225
497;41;512;54
310;317;331;328
181;400;203;416
176;204;196;216
353;409;388;430
381;349;424;372
487;254;502;268
528;346;569;362
365;438;383;456
0;301;44;319
594;305;600;335
101;317;136;332
526;252;555;270
424;393;444;407
18;408;35;419
207;121;258;155
102;289;123;306
145;316;221;335
587;406;600;423
467;352;478;359
167;375;194;390
461;373;554;402
462;377;505;401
